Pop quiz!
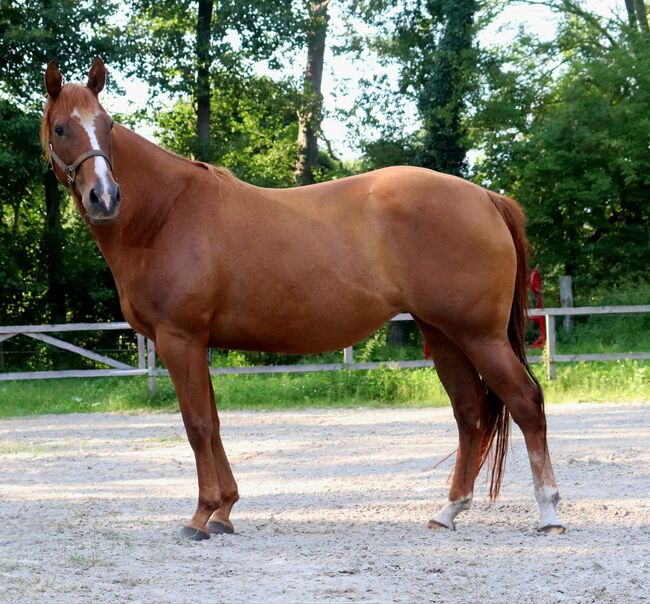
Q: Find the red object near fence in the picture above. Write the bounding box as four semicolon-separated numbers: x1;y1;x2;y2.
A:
529;267;546;349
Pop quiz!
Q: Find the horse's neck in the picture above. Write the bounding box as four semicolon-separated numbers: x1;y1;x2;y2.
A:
88;125;189;257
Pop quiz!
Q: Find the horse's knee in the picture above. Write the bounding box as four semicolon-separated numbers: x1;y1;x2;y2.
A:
221;487;239;506
198;492;222;512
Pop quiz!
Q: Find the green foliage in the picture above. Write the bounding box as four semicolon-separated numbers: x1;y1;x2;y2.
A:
0;101;43;323
155;71;354;186
156;73;301;186
360;136;420;170
0;0;128;108
0;0;134;330
555;279;650;356
472;12;650;290
350;0;479;175
128;0;301;99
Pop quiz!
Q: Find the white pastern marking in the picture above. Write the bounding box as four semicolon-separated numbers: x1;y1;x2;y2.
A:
535;484;562;528
71;108;112;210
433;494;472;529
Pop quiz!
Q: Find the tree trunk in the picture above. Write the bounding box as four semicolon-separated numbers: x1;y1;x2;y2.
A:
196;0;214;163
419;0;477;177
42;170;66;325
625;0;638;28
634;0;650;34
295;0;330;185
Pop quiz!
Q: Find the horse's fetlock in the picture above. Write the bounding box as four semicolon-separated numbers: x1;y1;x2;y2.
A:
199;493;222;512
222;489;239;505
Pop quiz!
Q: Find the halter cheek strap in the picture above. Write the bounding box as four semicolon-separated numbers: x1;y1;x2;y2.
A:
48;142;114;188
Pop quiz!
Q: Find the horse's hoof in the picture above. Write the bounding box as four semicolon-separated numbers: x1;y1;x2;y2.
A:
180;526;210;541
208;520;234;535
538;524;566;535
427;519;454;531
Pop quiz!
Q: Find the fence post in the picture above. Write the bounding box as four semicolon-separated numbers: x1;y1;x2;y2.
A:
147;338;157;394
137;334;146;369
559;275;573;332
343;346;353;365
545;314;556;380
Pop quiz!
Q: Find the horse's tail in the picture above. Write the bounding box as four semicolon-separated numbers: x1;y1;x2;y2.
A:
477;190;544;500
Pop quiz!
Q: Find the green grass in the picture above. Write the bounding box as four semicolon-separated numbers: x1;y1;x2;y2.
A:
0;360;648;419
555;313;650;354
537;360;650;403
1;286;649;418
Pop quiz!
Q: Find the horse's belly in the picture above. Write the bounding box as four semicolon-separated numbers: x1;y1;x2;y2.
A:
208;303;397;354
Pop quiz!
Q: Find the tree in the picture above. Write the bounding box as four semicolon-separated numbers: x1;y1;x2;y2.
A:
130;0;299;163
349;0;481;176
0;100;43;324
196;0;215;162
471;3;650;291
625;0;649;35
156;73;301;186
418;0;477;175
0;0;128;326
295;0;331;185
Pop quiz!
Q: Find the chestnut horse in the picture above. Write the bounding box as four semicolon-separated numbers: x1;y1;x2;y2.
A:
41;58;565;539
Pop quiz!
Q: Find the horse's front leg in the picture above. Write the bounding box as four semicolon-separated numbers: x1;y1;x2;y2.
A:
207;379;239;535
155;332;220;540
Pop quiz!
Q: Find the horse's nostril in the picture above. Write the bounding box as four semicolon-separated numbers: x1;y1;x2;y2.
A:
114;186;121;205
89;187;101;207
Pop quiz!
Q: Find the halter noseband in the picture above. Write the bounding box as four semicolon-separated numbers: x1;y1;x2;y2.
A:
48;142;114;188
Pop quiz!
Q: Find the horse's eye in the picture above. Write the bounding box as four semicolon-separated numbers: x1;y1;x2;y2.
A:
54;125;64;136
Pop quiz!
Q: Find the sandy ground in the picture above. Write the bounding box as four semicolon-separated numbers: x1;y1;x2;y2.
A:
0;402;649;603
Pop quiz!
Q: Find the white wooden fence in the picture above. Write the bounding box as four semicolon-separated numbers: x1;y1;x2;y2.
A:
528;305;650;379
0;305;648;393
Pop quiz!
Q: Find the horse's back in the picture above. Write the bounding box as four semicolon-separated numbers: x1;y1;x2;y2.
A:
202;166;518;351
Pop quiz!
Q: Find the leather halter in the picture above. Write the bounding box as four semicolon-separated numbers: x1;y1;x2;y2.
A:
48;142;113;188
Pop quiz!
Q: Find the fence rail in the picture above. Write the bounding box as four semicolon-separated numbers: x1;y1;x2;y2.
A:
1;305;648;392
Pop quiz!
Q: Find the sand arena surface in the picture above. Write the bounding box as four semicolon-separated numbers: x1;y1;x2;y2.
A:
0;402;649;603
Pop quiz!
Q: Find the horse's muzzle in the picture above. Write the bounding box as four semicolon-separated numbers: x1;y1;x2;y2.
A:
85;182;121;224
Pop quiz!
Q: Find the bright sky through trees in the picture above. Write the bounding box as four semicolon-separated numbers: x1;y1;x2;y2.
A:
100;0;617;159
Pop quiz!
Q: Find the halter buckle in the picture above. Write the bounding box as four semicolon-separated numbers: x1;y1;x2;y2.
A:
65;166;76;186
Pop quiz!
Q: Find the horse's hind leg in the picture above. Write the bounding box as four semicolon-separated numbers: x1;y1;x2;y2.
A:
206;379;239;535
463;337;565;533
417;322;487;530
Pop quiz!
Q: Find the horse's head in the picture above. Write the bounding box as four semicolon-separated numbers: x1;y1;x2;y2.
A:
42;57;121;225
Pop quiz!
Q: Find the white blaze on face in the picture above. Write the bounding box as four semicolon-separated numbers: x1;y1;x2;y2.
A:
71;107;112;210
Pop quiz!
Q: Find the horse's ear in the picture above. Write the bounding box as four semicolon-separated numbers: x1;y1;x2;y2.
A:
45;60;62;99
87;56;106;95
